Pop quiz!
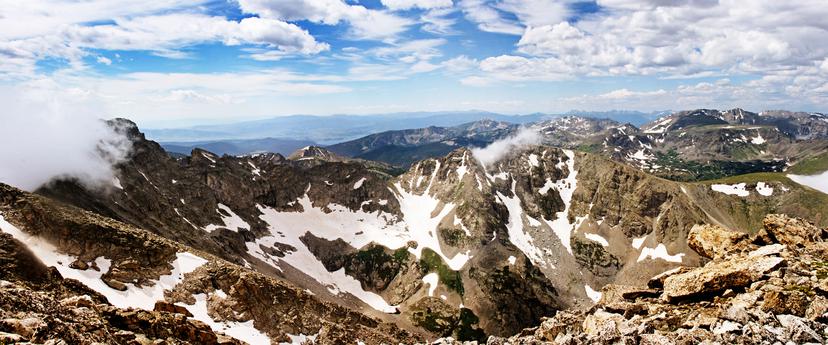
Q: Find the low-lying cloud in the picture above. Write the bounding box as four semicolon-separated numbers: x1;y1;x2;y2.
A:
472;127;541;166
0;84;132;191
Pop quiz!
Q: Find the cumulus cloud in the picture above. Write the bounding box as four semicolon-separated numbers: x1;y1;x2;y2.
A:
467;1;828;81
238;0;413;41
381;0;453;11
472;127;541;166
0;83;132;191
0;12;329;77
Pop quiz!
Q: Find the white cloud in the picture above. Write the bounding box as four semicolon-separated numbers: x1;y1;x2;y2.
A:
421;8;459;35
238;0;413;41
381;0;453;11
472;127;541;166
0;12;329;78
459;0;524;35
442;55;478;72
597;88;667;100
96;56;113;65
495;0;573;28
0;81;132;191
460;75;495;87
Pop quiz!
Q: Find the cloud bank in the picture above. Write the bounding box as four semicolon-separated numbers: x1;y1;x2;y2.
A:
0;84;132;191
472;127;541;166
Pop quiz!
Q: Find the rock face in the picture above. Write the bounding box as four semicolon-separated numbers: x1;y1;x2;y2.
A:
0;182;420;344
486;214;828;344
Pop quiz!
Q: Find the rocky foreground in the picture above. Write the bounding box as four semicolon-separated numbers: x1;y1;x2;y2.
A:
469;214;828;345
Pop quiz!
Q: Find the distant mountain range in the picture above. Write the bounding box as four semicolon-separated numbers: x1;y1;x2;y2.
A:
149;110;668;156
161;137;315;156
146;110;669;145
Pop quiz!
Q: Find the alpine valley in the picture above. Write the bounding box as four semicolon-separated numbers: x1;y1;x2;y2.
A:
2;109;828;345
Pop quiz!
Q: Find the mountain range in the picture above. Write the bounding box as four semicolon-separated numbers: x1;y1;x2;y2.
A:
0;108;827;344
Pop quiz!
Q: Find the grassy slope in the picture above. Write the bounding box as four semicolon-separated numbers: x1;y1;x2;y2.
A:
788;151;828;175
693;172;828;228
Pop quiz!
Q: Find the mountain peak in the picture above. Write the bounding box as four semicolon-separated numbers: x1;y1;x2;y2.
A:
287;145;342;161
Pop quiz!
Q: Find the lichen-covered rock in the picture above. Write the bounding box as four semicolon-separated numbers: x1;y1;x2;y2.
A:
687;223;748;259
763;213;827;247
662;256;784;301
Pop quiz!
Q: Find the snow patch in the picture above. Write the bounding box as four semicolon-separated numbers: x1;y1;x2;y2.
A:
353;177;366;190
750;132;766;145
252;199;401;313
203;204;251;233
584;233;609;247
637;244;684;263
585;285;602;303
453;215;472;236
756;182;774;196
178;291;271;345
0;214;208;311
422;273;439;297
541;150;581;255
528;154;540;167
632;236;647;249
497;180;547;266
247;162;261;176
507;256;516;265
711;183;750;197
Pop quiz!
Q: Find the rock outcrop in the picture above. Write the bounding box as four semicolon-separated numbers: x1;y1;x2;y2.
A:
484;214;828;344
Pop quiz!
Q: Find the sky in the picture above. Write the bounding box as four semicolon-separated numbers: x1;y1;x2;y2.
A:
1;0;827;127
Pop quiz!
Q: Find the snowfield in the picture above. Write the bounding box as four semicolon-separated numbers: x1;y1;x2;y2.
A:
0;213;208;311
247;162;474;313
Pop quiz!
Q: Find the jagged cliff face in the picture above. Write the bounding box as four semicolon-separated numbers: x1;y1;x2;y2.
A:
8;119;826;343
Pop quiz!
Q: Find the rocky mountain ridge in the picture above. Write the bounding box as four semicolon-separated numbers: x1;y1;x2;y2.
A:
326;108;828;182
2;117;827;343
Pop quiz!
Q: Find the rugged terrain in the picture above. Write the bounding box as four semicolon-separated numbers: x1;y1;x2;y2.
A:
328;108;828;182
485;214;828;344
0;182;416;344
0;109;824;344
0;117;812;343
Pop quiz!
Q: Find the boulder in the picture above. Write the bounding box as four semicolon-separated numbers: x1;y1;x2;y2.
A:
763;214;826;247
154;301;194;317
102;277;128;291
582;310;623;340
761;290;809;317
687;224;749;259
663;256;784;301
639;333;674;345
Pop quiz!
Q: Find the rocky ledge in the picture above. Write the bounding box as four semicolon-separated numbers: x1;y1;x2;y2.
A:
477;214;828;344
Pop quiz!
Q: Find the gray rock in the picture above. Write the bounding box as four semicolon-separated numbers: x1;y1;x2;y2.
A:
776;314;822;343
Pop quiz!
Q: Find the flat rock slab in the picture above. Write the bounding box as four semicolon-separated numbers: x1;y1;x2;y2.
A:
663;256;784;301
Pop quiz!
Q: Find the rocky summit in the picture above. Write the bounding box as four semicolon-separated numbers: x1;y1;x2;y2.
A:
484;214;828;345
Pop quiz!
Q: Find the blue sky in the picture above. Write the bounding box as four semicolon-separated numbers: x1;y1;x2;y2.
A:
1;0;827;127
